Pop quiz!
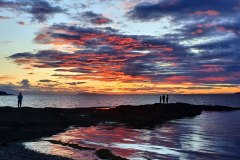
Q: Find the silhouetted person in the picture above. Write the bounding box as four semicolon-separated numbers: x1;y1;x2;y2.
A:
162;95;165;104
160;96;162;104
166;95;169;104
18;92;23;108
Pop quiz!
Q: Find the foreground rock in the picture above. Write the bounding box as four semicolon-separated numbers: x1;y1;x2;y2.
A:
0;103;239;144
0;103;239;160
0;143;70;160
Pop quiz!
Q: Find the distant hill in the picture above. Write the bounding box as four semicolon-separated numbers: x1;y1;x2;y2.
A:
0;91;8;95
77;92;104;96
0;91;13;95
233;92;240;95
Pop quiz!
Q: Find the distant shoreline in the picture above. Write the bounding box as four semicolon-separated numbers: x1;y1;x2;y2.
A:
2;92;240;96
0;91;13;96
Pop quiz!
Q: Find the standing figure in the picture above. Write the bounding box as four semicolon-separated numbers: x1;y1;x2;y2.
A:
18;92;23;108
162;95;165;104
160;96;162;104
166;95;169;104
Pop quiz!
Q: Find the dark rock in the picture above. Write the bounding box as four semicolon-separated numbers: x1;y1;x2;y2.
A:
0;91;13;96
0;91;8;95
0;103;238;144
96;149;128;160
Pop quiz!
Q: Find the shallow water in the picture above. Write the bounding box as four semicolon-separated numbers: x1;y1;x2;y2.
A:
24;110;240;160
1;94;240;108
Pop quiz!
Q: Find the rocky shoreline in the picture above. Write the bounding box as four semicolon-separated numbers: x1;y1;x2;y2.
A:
0;91;13;96
0;103;239;159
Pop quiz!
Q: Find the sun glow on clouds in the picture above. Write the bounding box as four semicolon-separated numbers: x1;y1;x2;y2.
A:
1;0;240;94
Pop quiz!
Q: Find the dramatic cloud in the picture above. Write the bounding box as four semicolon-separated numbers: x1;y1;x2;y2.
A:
23;0;65;22
0;0;22;8
19;79;31;88
0;80;62;94
33;24;172;53
79;11;113;25
127;0;240;21
0;79;33;94
8;23;240;86
3;1;240;93
0;0;65;22
9;24;178;82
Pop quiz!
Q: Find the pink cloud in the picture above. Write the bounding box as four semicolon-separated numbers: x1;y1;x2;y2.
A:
193;10;220;16
164;76;193;83
0;15;10;20
17;21;25;25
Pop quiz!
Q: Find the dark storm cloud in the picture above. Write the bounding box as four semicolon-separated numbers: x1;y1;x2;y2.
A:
174;20;240;41
127;0;240;21
23;0;65;22
0;0;23;8
19;79;31;88
9;52;34;58
132;1;240;84
0;0;65;22
79;11;113;25
190;38;240;72
49;23;118;34
192;37;240;51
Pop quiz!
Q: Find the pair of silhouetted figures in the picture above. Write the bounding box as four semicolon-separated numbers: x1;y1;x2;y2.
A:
160;95;169;104
18;92;23;108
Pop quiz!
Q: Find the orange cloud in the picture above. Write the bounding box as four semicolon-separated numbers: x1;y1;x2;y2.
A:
34;26;174;55
0;76;13;80
164;76;193;83
193;10;220;16
199;77;231;82
191;29;203;35
92;18;111;24
200;64;224;72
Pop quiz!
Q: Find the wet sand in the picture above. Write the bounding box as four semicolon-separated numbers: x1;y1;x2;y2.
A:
0;103;239;159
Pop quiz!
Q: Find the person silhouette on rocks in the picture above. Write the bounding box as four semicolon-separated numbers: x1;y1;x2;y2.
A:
166;95;169;104
18;92;23;108
162;95;165;104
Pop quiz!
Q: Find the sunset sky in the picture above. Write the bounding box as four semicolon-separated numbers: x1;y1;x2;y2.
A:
0;0;240;94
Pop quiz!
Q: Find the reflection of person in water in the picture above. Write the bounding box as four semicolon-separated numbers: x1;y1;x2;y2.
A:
18;92;23;108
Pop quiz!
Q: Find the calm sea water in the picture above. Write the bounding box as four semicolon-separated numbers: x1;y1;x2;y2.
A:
0;94;240;108
24;110;240;160
1;94;239;159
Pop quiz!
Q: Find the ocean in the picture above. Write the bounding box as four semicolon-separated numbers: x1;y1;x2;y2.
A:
1;94;240;159
0;94;240;108
24;110;240;160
